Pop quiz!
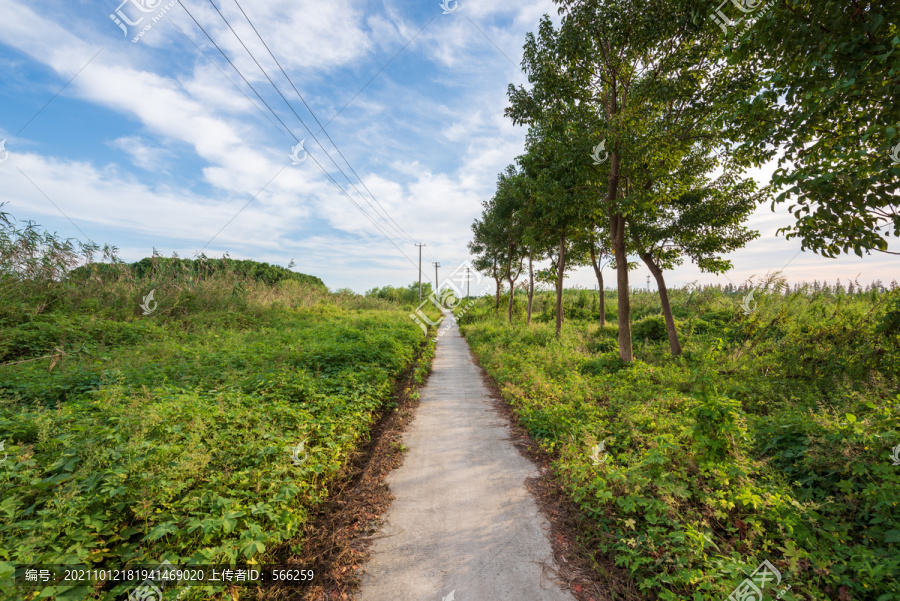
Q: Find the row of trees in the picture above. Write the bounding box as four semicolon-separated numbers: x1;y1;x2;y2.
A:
68;255;325;288
725;279;900;295
366;282;434;305
468;0;898;362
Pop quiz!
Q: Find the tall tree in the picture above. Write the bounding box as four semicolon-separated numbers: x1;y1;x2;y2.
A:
570;222;613;326
518;129;594;337
493;165;529;324
526;248;535;325
470;166;530;321
510;0;764;360
629;161;763;355
469;217;504;309
698;0;900;257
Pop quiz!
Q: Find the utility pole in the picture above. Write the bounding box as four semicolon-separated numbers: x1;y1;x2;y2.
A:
466;267;471;298
416;243;426;301
647;275;650;291
433;262;440;296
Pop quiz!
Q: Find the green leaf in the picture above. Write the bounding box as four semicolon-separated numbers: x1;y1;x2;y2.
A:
147;522;177;541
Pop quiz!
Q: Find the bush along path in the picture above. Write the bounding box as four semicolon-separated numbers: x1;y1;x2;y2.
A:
0;304;431;601
457;289;900;601
358;313;577;601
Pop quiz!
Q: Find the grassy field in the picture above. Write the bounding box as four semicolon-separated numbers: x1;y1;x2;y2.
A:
0;221;436;600
459;283;900;601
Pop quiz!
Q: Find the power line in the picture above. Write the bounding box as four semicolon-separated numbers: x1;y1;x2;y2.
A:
176;1;298;141
231;0;418;246
17;167;93;242
317;16;437;133
174;1;432;282
168;18;287;139
204;0;412;245
423;243;437;265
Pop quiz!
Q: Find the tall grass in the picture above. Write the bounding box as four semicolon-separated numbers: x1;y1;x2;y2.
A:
0;209;394;364
0;211;430;601
459;278;900;600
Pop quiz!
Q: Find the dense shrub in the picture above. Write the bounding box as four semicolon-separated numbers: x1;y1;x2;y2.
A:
69;256;325;289
0;212;434;600
631;314;669;342
460;285;900;601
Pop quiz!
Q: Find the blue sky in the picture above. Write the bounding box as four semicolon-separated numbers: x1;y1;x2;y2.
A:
0;0;896;294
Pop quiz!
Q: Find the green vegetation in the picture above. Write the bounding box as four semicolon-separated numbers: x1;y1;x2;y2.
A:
473;0;898;363
72;256;326;289
466;7;900;593
365;282;435;306
716;0;900;256
460;283;900;600
0;213;433;600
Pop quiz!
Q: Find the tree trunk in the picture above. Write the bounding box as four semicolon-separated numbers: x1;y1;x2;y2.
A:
636;244;682;356
606;72;632;362
611;212;632;361
590;244;606;327
505;248;515;324
494;278;501;310
527;249;534;326
555;232;567;338
507;275;515;323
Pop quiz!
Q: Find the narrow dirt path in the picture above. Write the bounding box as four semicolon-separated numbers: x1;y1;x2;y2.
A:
358;313;577;601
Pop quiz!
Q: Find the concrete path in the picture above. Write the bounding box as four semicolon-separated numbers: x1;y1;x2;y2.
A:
358;313;576;601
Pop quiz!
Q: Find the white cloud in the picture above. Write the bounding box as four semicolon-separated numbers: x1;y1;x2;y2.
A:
109;136;171;171
1;0;894;295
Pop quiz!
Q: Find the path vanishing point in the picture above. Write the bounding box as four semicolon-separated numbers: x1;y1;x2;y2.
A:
359;312;577;601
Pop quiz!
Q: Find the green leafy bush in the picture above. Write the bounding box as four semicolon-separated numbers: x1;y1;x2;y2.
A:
586;338;617;354
0;213;432;600
632;315;669;342
460;285;900;600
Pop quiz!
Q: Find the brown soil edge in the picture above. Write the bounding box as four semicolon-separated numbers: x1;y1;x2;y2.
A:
463;334;647;601
257;335;435;601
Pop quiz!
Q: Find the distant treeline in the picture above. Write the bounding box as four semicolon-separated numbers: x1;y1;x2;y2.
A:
724;279;899;295
70;257;325;288
552;279;900;295
366;282;435;305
